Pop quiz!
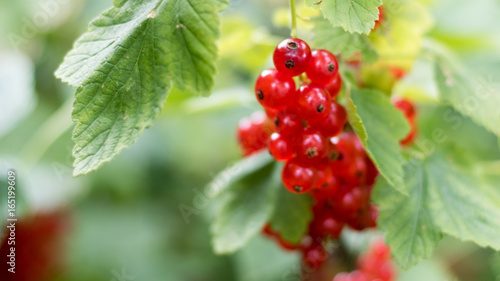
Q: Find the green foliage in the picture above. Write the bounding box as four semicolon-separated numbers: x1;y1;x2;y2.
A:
311;19;378;63
55;0;228;176
210;152;312;253
434;59;500;137
375;150;500;268
346;88;410;193
306;0;382;34
268;186;313;244
211;156;279;254
373;169;442;269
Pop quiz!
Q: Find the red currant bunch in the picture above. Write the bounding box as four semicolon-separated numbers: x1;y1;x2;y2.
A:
333;239;396;281
239;38;386;273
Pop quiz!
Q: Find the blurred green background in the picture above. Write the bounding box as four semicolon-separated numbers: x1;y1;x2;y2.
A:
1;0;500;280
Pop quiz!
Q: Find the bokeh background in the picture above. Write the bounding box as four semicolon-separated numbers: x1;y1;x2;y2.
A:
1;0;500;280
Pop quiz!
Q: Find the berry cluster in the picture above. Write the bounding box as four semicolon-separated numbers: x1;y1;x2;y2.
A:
333;239;395;281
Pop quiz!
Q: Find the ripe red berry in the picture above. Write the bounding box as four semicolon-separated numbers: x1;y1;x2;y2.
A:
282;159;318;193
295;85;331;121
295;128;328;162
237;112;272;156
311;213;345;238
308;100;347;138
274;111;302;137
313;164;339;191
373;6;385;30
302;242;327;269
255;69;296;110
306;49;339;85
333;185;365;215
330;133;363;172
325;73;343;99
273;38;311;77
268;133;295;161
342;156;368;186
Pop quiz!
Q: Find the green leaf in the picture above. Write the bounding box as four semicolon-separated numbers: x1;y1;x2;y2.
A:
211;160;280;254
312;19;378;63
373;167;442;269
306;0;382;34
268;183;313;244
430;43;500;137
374;150;500;268
207;151;274;197
55;0;228;176
346;88;410;193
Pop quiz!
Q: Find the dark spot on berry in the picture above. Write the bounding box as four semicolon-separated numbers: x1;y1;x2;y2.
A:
337;153;344;161
306;147;318;158
274;117;279;127
327;63;336;72
293;185;303;192
287;41;299;50
257;90;264;100
355;171;363;178
317;104;325;113
285;60;295;69
329;151;338;161
322;183;328;188
301;119;308;127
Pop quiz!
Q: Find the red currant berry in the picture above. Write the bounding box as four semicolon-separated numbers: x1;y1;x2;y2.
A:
273;38;311;77
265;107;279;120
342;156;367;186
302;242;327;269
237;112;272;156
282;159;318;193
311;213;344;239
365;155;379;186
255;69;296;110
373;6;385;30
295;128;328;162
325;74;343;99
268;133;295;161
333;186;365;215
308;100;347;138
274;111;302;137
392;97;416;119
330;133;362;172
295;85;331;121
306;49;340;85
313;164;339;191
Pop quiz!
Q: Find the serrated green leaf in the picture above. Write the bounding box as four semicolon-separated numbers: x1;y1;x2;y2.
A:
375;151;500;269
306;0;382;34
211;161;280;254
373;167;442;269
55;0;228;176
346;88;410;193
434;60;500;137
207;151;274;198
312;18;378;63
268;181;313;244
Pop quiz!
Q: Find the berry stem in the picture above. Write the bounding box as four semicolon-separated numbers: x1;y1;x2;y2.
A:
289;0;298;38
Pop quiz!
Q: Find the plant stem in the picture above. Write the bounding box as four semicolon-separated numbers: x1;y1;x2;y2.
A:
290;0;298;38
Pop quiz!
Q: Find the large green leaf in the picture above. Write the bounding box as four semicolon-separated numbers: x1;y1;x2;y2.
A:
429;42;500;137
373;168;442;269
211;159;281;254
55;0;228;176
312;19;378;63
346;88;410;193
268;183;313;244
374;151;500;268
306;0;382;34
